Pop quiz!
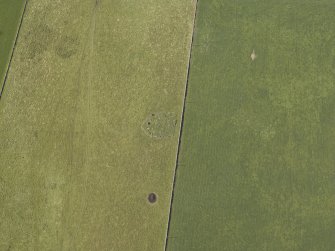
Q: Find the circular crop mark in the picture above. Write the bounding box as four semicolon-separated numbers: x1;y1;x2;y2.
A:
142;112;177;139
148;193;157;203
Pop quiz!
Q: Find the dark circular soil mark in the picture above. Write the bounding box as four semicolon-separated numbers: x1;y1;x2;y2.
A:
148;193;157;203
25;24;54;59
55;35;79;59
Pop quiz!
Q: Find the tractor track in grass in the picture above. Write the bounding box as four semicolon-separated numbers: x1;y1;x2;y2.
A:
60;2;100;245
0;0;28;100
164;0;199;250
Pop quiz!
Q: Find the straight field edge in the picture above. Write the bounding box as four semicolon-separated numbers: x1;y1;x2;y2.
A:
164;0;199;250
0;0;28;100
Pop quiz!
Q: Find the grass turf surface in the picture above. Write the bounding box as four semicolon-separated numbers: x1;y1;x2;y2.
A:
0;0;26;91
167;1;335;250
0;0;196;250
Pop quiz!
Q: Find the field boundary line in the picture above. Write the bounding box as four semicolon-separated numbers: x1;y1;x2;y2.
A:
164;0;199;250
0;0;29;100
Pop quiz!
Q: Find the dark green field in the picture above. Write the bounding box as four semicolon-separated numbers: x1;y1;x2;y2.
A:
0;0;26;88
167;1;335;250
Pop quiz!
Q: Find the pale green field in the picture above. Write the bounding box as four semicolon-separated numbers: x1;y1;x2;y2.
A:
0;0;196;250
0;0;26;89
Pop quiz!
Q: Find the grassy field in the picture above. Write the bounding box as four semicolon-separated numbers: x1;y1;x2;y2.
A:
0;0;196;250
167;1;335;250
0;0;26;90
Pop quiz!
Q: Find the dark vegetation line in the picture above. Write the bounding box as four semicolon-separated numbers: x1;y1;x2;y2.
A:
164;1;199;250
0;0;28;100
